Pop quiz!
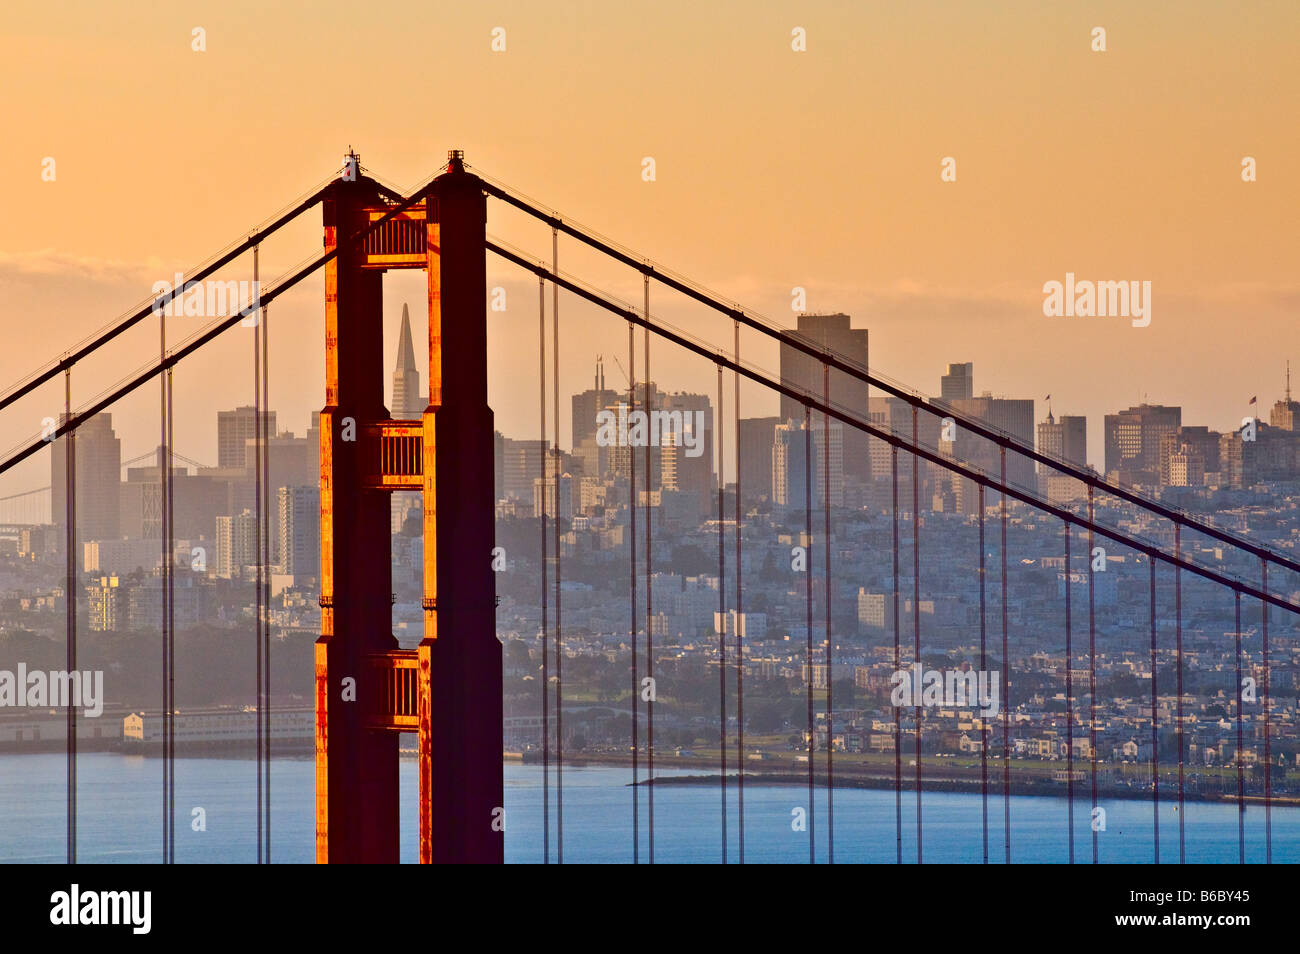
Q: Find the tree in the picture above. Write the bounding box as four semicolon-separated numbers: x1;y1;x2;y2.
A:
747;701;786;733
831;677;855;710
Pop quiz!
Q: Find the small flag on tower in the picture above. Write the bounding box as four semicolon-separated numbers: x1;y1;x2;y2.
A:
1249;396;1257;405
1044;394;1051;401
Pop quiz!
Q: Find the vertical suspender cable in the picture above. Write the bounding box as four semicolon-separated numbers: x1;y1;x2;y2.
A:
1234;591;1244;863
1261;560;1271;863
64;367;76;864
804;405;813;865
252;247;264;865
1065;520;1073;864
161;303;172;863
911;406;921;863
1150;558;1160;863
733;318;743;863
822;362;832;864
978;484;987;864
717;362;728;863
552;227;563;864
1088;488;1098;864
1175;525;1184;863
538;277;550;864
260;294;270;862
628;320;639;863
644;279;655;863
166;357;176;862
1000;447;1009;864
892;445;901;865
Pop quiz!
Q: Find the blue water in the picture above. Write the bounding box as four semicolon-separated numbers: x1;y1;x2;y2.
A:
0;753;1293;863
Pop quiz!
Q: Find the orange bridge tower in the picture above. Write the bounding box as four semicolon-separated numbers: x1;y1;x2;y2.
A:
316;150;504;864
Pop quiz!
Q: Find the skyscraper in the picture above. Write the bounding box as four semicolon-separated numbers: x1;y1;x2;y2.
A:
1037;411;1087;470
1158;426;1220;486
1104;404;1181;485
779;313;869;479
389;305;424;531
51;411;121;544
949;395;1036;491
772;418;843;510
571;357;620;453
1269;362;1299;431
215;509;257;579
217;406;276;468
498;437;549;501
390;303;424;419
1037;410;1087;501
940;362;974;404
738;416;781;504
658;391;713;503
277;485;320;578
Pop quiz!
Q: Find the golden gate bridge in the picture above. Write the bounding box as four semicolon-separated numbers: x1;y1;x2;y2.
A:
1;150;1297;864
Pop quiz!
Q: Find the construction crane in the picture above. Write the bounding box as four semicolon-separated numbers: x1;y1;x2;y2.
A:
609;353;634;394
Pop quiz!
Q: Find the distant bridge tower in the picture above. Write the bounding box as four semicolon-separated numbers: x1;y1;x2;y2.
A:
316;150;503;863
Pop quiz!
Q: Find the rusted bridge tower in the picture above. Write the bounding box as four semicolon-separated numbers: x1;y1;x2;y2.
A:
316;151;503;864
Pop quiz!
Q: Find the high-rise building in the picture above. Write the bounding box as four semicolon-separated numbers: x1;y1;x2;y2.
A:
1103;404;1181;485
388;305;424;530
1158;426;1220;486
1037;412;1087;469
1219;423;1300;488
772;418;843;510
940;362;974;404
87;575;122;632
215;509;257;579
390;304;424;419
657;392;713;503
1269;362;1299;432
51;411;121;545
1037;410;1088;501
217;406;276;469
571;357;621;454
738;416;781;504
950;395;1036;491
867;396;942;490
779;314;869;479
498;437;549;501
532;473;575;521
277;485;320;578
307;411;321;456
1167;446;1205;487
120;449;227;542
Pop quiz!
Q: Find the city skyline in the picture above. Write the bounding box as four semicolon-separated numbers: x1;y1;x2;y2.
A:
14;338;1298;529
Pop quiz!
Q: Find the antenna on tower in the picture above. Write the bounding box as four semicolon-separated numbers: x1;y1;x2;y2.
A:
1287;360;1292;402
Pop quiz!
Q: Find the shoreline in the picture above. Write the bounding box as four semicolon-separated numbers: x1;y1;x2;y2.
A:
6;748;1294;808
630;770;1300;807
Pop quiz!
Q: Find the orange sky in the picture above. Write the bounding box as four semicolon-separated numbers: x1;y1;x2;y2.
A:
0;0;1296;494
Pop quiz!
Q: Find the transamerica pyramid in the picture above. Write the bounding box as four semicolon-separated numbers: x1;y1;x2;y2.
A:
391;303;423;419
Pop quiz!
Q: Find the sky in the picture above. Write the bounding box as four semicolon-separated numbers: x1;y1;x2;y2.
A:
0;0;1297;502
